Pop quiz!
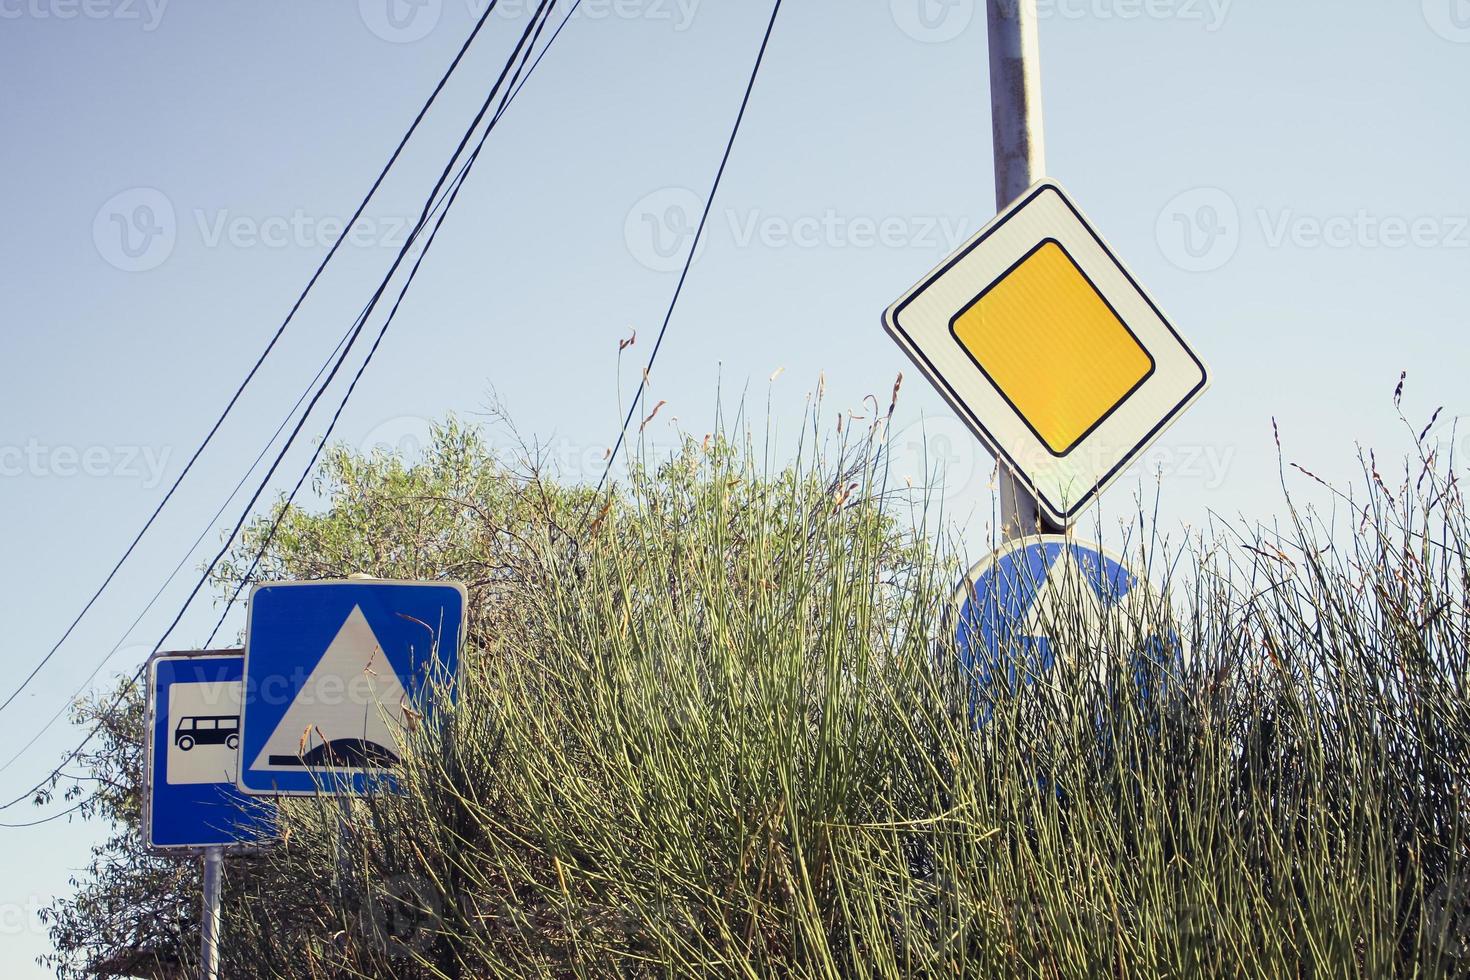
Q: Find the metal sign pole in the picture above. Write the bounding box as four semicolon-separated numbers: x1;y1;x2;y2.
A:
986;0;1060;539
200;845;223;980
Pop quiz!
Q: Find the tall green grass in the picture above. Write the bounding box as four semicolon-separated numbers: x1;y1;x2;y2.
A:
213;406;1468;979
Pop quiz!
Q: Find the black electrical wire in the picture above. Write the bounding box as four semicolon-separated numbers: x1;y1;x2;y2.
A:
0;0;585;781
202;1;581;645
585;0;785;515
0;0;561;816
0;799;87;829
184;0;557;643
0;0;506;721
0;324;357;779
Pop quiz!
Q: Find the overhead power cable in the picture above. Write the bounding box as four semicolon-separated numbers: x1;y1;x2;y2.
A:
0;799;88;829
0;0;582;780
0;0;563;816
0;324;356;779
0;0;505;720
204;0;579;645
585;0;785;512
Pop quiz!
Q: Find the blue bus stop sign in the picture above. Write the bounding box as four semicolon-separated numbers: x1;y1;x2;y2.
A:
144;651;275;853
238;579;465;796
951;535;1175;706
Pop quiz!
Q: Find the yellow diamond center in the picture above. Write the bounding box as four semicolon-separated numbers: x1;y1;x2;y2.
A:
950;240;1153;455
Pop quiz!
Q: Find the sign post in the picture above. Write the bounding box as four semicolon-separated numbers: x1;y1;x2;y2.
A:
144;649;277;979
987;0;1051;538
883;3;1211;694
200;845;223;980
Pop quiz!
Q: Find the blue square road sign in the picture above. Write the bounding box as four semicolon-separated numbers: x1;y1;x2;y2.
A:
237;579;466;796
144;651;275;852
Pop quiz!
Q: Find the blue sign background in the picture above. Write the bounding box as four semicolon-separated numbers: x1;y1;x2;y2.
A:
146;653;274;851
955;538;1138;690
239;580;464;795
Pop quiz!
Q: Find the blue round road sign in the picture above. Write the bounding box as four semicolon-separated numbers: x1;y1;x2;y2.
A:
952;535;1175;704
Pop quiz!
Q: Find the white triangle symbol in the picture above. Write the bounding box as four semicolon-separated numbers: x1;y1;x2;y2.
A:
250;605;409;773
1017;547;1157;675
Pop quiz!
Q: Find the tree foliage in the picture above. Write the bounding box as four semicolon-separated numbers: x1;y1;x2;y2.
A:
36;682;197;979
35;406;1470;978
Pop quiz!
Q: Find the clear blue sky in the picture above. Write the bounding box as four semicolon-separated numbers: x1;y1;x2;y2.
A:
2;1;1467;973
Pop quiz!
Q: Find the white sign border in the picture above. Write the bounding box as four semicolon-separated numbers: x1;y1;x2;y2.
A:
236;578;468;798
883;180;1210;525
943;532;1183;681
143;649;271;856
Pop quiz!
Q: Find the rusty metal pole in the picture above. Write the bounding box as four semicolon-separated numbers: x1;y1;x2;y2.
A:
987;0;1060;538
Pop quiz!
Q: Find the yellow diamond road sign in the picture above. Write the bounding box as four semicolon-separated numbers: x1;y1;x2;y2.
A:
883;181;1209;526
